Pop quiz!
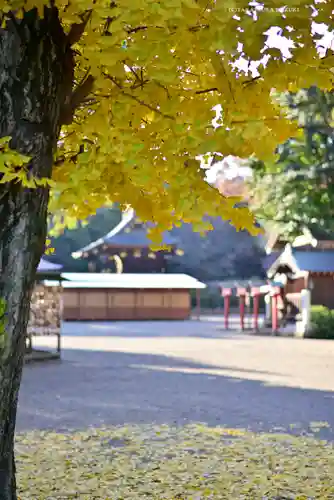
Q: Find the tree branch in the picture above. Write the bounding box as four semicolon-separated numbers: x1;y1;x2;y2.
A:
71;74;95;109
195;87;219;94
242;75;261;87
67;10;92;46
61;71;95;125
104;74;174;120
125;23;208;35
230;117;280;125
126;26;148;34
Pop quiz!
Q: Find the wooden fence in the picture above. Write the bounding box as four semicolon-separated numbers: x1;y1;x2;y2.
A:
62;287;191;321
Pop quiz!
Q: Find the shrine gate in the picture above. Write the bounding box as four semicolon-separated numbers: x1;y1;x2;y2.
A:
221;282;283;334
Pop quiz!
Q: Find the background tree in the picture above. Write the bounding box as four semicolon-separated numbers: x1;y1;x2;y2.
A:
0;1;333;497
48;205;122;271
167;216;265;282
249;86;334;238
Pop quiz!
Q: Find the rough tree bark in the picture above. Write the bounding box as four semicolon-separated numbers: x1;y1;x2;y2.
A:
0;7;74;499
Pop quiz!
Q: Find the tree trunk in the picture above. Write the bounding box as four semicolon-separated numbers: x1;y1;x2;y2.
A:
0;7;73;499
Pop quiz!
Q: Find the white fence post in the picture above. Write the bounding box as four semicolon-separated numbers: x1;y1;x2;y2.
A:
264;294;271;325
297;289;311;337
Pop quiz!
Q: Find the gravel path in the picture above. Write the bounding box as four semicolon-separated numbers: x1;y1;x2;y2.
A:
17;320;334;439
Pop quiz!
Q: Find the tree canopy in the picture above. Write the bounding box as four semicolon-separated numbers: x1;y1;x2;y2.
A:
167;216;265;281
1;1;334;243
250;86;334;238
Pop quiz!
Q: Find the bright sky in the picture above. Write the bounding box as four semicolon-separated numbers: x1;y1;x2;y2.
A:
205;9;334;184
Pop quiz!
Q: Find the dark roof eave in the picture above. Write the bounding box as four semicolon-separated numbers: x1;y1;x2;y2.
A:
72;209;177;258
72;209;135;258
99;242;176;249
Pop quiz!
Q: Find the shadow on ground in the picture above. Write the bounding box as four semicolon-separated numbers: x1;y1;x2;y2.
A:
17;346;334;440
60;319;257;339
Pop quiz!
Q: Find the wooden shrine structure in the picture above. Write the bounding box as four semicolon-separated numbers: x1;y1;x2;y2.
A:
72;209;177;274
265;226;334;314
220;223;334;334
57;272;205;321
267;244;334;312
220;280;278;332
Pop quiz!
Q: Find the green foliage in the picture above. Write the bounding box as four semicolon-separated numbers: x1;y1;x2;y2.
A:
250;86;334;239
48;205;122;271
309;305;334;340
190;287;225;310
16;424;334;498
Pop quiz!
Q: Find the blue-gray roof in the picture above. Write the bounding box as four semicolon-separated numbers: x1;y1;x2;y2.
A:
293;250;334;273
267;245;334;276
37;258;63;273
104;224;176;247
72;209;176;258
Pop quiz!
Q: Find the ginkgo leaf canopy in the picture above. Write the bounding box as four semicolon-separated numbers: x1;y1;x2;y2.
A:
1;0;334;243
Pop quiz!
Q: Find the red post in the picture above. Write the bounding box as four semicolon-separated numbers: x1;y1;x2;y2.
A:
222;288;232;329
237;288;247;331
271;286;280;334
240;295;245;330
251;287;260;331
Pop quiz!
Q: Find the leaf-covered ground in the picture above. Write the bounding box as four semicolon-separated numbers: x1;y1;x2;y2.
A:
16;424;334;499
